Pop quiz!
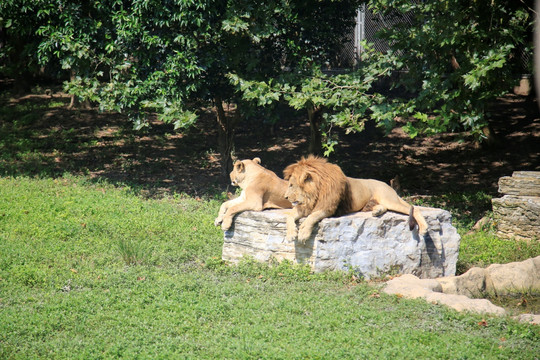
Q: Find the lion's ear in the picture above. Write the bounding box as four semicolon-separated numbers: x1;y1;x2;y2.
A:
252;157;261;164
235;161;245;173
283;165;293;180
300;172;312;184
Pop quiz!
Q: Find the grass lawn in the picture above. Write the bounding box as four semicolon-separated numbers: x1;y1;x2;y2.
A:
1;176;538;359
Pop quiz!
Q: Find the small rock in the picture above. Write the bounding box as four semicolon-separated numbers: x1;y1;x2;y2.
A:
437;267;487;297
384;274;443;299
514;314;540;325
424;292;505;316
384;257;540;317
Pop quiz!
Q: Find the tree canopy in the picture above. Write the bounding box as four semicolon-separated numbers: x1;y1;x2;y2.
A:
230;0;534;154
1;0;360;172
0;0;534;171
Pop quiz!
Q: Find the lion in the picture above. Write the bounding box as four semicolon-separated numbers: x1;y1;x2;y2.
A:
214;157;292;230
283;156;428;243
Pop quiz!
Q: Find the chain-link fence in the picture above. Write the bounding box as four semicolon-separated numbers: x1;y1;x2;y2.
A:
333;4;414;68
334;4;531;74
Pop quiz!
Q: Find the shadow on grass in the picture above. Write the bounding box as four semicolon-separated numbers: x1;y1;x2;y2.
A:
1;90;539;209
0;92;226;197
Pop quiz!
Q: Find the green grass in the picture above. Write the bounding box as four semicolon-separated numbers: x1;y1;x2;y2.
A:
1;176;539;359
0;97;97;178
458;231;540;274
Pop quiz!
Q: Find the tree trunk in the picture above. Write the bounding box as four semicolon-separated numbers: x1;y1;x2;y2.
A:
10;34;31;96
68;70;79;109
481;123;501;148
308;105;324;156
215;96;235;179
68;70;91;109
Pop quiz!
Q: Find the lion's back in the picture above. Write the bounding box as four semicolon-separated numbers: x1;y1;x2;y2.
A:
245;166;290;207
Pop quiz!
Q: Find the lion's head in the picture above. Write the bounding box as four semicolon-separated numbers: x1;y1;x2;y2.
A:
283;169;310;207
283;156;348;214
230;157;261;186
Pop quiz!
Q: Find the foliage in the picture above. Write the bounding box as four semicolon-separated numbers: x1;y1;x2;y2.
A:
231;0;533;153
0;0;54;87
0;0;362;172
229;44;400;154
1;0;360;126
368;0;533;140
1;176;539;358
30;0;216;128
5;1;531;159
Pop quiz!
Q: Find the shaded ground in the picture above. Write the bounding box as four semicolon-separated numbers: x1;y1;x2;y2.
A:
1;87;539;203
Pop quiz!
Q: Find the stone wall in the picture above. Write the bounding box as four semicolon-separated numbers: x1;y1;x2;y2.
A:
222;207;460;279
492;171;540;240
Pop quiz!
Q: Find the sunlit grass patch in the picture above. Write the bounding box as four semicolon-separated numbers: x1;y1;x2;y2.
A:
0;176;538;359
457;231;540;274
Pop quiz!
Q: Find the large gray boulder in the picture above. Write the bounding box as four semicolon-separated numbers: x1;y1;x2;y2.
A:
222;207;460;279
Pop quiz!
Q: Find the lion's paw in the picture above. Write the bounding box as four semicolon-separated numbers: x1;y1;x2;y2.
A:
214;217;223;227
220;218;232;231
286;228;298;242
297;227;312;244
372;208;386;217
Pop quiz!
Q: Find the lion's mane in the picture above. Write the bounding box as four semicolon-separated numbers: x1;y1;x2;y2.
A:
283;155;352;217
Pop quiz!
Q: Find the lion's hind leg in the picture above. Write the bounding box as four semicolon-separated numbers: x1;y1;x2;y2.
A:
371;204;388;217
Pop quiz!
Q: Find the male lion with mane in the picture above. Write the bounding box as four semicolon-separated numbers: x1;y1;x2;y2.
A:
215;157;292;230
283;156;428;243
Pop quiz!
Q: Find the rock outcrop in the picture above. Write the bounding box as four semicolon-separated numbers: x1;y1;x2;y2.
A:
492;171;540;240
437;256;540;297
384;274;506;315
222;207;460;279
383;256;540;321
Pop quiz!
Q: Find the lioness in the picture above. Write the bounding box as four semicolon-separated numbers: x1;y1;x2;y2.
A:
283;156;428;243
214;157;292;230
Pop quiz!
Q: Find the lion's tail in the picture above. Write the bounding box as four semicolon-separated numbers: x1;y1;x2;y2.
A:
408;206;418;231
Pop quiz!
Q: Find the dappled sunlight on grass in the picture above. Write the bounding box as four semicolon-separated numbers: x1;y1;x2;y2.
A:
1;176;539;358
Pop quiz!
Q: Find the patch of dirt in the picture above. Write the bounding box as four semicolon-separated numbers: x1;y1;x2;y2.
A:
1;89;539;201
230;94;540;198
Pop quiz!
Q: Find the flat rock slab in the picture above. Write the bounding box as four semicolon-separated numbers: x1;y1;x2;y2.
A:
222;207;460;279
384;256;540;321
498;171;540;197
492;171;540;240
384;274;506;316
437;256;540;297
492;196;540;240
